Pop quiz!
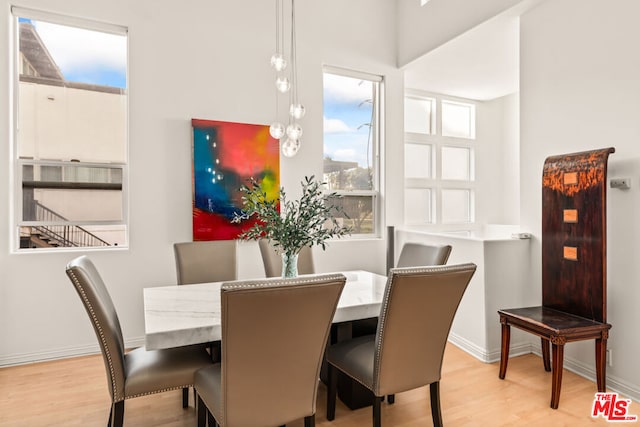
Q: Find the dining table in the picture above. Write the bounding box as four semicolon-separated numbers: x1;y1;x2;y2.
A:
143;270;388;351
144;270;388;410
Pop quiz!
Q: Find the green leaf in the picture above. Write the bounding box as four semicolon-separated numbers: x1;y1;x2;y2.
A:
232;176;352;254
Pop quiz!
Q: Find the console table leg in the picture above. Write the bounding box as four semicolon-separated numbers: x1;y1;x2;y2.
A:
550;343;564;409
499;322;510;379
541;338;551;372
595;337;607;392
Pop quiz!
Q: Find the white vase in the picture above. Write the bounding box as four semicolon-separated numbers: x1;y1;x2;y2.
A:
281;252;299;278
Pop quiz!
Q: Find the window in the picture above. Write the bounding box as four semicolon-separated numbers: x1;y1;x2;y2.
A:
441;146;471;181
405;188;432;224
404;96;435;135
405;143;432;179
442;100;475;139
12;8;128;250
323;67;382;236
441;189;472;224
404;92;475;227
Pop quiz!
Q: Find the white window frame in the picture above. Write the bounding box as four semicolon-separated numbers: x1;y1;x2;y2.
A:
404;90;476;229
323;66;383;238
10;7;129;251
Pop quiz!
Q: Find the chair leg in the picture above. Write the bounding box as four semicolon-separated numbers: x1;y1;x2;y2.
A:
304;415;315;427
498;322;511;379
387;394;395;404
182;387;189;408
207;410;216;427
550;342;565;409
595;336;608;392
196;394;206;427
109;401;124;427
430;382;443;427
326;363;338;421
372;396;383;427
541;338;551;372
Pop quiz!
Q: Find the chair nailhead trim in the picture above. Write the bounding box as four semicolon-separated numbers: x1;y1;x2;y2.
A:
68;269;121;401
221;273;345;290
125;384;194;401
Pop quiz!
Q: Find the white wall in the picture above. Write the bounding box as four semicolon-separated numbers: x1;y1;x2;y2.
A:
520;0;640;400
475;93;520;226
500;92;520;222
396;0;524;67
0;0;402;365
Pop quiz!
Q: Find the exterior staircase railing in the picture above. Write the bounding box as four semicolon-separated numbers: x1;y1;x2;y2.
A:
28;201;110;247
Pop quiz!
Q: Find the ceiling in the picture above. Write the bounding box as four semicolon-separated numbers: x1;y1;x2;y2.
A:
403;14;519;101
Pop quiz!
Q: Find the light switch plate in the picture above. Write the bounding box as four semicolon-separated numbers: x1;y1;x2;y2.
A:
610;178;631;189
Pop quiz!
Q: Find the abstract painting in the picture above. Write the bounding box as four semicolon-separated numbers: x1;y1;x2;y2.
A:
191;118;280;240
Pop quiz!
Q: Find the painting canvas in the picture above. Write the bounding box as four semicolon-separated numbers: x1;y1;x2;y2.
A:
191;118;280;240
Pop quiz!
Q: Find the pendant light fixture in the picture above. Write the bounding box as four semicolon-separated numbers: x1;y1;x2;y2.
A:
269;0;304;157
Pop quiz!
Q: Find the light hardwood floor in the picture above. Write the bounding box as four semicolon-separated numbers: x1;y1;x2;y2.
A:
0;343;630;426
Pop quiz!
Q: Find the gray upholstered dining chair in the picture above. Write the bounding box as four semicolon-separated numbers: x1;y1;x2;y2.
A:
258;239;315;277
65;256;212;427
396;242;452;268
194;273;347;427
174;240;238;404
174;240;237;285
372;241;452;404
326;263;476;427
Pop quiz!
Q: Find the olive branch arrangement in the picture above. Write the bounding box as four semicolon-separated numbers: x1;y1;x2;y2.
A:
232;175;352;256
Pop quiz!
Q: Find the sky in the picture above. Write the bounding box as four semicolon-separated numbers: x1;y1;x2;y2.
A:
323;73;375;169
26;18;127;88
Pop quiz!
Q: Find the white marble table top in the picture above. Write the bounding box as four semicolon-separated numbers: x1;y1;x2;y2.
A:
143;270;388;350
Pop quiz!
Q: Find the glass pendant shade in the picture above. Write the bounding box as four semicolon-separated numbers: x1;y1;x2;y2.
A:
269;122;285;139
271;0;303;153
281;137;301;157
289;103;306;119
270;53;287;71
286;123;303;140
276;76;290;93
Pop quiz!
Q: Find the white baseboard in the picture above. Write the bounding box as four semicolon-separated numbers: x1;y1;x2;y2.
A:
530;347;640;403
448;334;640;404
447;332;491;362
0;337;146;367
448;332;531;363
